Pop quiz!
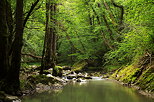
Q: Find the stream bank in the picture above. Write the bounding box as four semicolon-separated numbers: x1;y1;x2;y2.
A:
1;55;154;102
110;55;154;98
20;57;154;100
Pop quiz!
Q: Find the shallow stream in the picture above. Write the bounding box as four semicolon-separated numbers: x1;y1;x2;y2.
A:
22;79;154;102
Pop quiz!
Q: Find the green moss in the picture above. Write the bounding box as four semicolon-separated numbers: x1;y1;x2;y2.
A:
55;66;63;73
104;65;121;72
27;75;58;85
112;65;140;83
52;66;63;77
110;69;119;78
111;63;154;92
136;67;154;91
72;60;88;71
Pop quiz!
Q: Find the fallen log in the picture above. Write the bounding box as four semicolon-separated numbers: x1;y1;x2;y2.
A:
21;53;42;59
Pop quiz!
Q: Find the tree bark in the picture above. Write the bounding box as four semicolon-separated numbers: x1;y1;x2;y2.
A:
40;0;57;74
6;1;14;46
0;0;9;81
0;0;40;95
40;0;51;74
6;0;24;95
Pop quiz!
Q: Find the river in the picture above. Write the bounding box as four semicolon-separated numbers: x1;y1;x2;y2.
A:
22;79;154;102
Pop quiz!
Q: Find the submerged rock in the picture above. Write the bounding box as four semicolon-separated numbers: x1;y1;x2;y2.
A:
36;83;63;93
0;93;21;102
76;78;86;82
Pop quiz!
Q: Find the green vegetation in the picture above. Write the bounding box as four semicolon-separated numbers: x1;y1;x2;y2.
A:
111;63;154;92
72;60;88;71
0;0;154;96
21;0;154;68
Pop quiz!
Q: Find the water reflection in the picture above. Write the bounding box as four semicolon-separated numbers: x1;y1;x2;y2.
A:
22;80;154;102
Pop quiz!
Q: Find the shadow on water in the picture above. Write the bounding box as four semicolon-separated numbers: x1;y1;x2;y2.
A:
22;79;154;102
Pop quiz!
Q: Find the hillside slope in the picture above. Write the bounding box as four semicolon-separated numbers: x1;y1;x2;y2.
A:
111;55;154;94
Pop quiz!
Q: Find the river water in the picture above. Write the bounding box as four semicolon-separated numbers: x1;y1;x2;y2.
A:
22;79;154;102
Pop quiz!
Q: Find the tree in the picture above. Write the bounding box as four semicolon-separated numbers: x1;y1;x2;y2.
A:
40;0;57;75
4;0;24;95
0;0;40;95
105;0;154;65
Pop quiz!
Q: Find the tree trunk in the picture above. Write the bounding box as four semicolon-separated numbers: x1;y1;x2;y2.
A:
5;0;24;95
40;0;57;74
6;1;14;47
40;0;50;74
0;0;9;81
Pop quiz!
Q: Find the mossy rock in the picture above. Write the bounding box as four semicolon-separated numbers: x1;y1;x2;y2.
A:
27;75;58;85
42;70;52;75
53;66;63;77
72;60;88;71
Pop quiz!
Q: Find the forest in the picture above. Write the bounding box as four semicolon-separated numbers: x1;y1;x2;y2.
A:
0;0;154;101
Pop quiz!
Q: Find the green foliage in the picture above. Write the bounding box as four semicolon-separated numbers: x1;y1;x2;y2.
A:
22;0;45;62
21;62;41;69
23;12;45;55
111;65;140;83
104;65;121;72
21;63;29;69
57;0;112;64
136;67;154;91
21;0;154;71
105;0;154;65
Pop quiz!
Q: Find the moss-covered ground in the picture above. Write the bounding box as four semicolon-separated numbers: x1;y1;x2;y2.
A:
110;61;154;93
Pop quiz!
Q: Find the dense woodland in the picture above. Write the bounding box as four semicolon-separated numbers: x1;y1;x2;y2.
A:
0;0;154;96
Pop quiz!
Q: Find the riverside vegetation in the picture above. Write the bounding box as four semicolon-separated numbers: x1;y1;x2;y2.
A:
0;0;154;101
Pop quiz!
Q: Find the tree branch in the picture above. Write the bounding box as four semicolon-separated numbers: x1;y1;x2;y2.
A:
23;0;40;27
111;0;124;25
